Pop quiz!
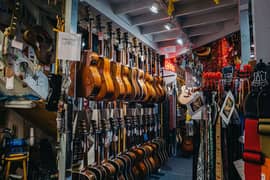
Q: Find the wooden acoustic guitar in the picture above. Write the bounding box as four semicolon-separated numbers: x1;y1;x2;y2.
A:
143;47;155;102
137;42;148;101
79;11;102;98
120;31;132;100
129;37;141;101
106;23;126;101
152;52;162;103
95;15;115;101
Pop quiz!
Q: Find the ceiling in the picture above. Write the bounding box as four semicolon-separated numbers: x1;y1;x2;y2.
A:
82;0;240;55
0;0;241;56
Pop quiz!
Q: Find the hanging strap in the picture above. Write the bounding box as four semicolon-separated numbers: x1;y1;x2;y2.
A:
258;118;270;157
243;118;263;180
215;116;223;180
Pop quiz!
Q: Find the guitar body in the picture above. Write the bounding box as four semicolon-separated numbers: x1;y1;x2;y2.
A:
102;161;117;180
111;158;126;180
150;141;162;169
142;145;156;173
181;136;194;155
72;170;97;180
121;65;133;100
117;155;133;180
87;166;104;180
95;57;115;101
111;61;126;100
137;69;147;101
81;51;102;98
129;67;140;100
154;76;163;102
131;147;148;179
159;77;167;102
143;73;154;102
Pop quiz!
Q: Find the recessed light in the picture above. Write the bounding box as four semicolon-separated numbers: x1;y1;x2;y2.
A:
164;23;173;30
149;2;159;14
176;38;183;45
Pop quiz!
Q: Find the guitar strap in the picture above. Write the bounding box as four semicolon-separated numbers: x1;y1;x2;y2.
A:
243;118;263;180
258;88;270;157
243;92;264;180
215;115;223;180
196;120;205;180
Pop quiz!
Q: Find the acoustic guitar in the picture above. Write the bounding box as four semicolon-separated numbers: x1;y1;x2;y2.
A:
120;31;132;100
107;23;126;100
152;52;162;102
95;15;115;101
157;55;167;102
80;11;102;98
137;42;148;101
143;47;155;102
178;85;201;105
129;38;141;101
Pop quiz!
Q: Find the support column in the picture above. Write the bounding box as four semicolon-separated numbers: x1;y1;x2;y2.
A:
239;0;250;65
58;0;78;180
251;0;270;62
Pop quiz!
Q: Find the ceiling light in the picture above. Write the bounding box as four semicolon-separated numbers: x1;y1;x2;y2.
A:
176;38;183;45
164;23;173;30
149;2;159;14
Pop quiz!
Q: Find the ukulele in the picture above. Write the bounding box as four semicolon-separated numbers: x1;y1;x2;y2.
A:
95;15;114;101
120;31;133;101
79;11;102;98
108;23;126;100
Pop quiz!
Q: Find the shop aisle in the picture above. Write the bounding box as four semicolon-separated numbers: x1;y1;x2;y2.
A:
151;157;193;180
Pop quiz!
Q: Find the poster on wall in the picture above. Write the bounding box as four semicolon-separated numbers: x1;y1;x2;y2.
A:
220;91;235;125
186;93;204;116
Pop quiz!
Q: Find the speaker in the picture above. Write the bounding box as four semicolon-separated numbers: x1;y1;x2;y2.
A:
160;55;165;67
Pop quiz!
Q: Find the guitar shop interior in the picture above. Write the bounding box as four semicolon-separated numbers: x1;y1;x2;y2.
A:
0;0;270;180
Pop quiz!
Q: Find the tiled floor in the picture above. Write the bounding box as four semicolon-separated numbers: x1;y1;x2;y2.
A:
151;157;193;180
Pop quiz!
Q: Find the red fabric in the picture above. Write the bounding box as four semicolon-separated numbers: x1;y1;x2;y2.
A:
244;118;262;180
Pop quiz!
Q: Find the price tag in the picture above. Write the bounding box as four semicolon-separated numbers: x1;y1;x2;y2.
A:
11;40;23;50
127;130;131;136
57;32;81;61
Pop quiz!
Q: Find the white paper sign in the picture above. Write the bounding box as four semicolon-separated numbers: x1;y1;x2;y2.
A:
6;76;14;90
220;91;235;125
11;40;23;50
57;32;81;61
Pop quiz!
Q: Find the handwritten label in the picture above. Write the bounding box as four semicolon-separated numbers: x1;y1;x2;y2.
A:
11;40;23;50
57;32;81;61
